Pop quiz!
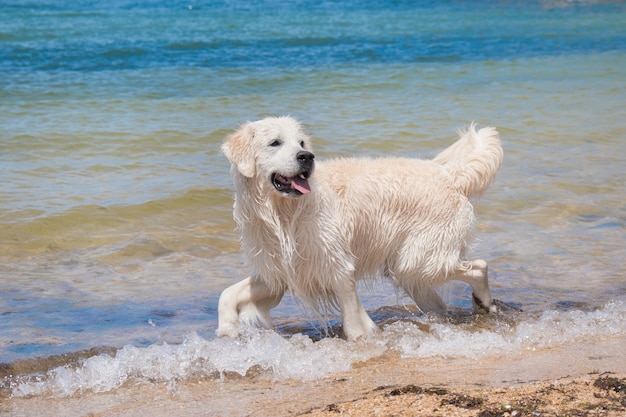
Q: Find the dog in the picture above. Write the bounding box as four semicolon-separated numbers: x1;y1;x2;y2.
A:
217;116;503;341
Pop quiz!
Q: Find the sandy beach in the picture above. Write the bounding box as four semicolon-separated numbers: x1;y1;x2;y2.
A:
302;372;626;417
3;336;624;416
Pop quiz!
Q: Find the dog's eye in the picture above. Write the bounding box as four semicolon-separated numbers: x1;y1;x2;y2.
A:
300;141;305;148
269;139;282;147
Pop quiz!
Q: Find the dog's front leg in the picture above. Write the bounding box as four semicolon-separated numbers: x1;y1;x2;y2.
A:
216;276;284;337
333;278;379;341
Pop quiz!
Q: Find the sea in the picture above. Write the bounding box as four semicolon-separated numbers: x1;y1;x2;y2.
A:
1;0;625;403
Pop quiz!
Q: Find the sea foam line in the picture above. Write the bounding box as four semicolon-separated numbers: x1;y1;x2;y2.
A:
11;300;625;398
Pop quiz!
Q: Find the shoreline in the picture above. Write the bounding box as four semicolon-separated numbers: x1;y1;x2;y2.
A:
2;337;624;416
302;372;626;417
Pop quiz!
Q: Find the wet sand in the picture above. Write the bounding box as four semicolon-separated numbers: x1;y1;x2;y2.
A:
2;337;624;417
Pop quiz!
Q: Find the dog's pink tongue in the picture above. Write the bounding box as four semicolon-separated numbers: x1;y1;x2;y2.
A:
291;177;311;194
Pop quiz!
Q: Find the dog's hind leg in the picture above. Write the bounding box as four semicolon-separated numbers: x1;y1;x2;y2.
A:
394;274;447;314
409;284;448;314
454;259;498;313
216;276;284;337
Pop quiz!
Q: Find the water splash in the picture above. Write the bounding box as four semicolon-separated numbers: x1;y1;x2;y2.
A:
10;299;625;398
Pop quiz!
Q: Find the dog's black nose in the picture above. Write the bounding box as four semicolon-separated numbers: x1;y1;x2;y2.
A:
297;151;315;164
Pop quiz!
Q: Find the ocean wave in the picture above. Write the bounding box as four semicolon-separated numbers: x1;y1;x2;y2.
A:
8;299;625;398
0;188;235;260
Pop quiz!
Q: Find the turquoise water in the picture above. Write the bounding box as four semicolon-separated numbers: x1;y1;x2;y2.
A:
1;0;625;396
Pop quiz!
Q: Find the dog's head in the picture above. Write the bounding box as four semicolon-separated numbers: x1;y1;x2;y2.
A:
222;116;315;196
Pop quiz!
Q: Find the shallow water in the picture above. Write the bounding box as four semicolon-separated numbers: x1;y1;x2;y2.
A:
1;0;625;399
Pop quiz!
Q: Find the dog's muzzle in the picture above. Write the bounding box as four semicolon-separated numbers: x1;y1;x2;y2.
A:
271;151;315;196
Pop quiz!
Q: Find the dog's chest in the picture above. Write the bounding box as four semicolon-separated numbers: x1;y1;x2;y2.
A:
242;211;353;288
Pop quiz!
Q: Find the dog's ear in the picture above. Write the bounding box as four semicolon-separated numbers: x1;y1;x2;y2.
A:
221;123;255;178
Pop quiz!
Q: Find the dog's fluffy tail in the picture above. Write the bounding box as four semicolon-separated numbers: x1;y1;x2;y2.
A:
433;123;503;199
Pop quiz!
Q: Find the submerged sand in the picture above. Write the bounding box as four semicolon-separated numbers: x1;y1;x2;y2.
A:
2;337;624;417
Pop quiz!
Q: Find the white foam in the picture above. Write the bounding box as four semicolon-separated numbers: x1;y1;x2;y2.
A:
12;300;625;398
393;299;626;359
386;321;517;359
11;330;385;398
514;299;626;348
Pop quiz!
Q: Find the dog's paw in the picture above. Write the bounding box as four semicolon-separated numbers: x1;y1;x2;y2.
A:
472;295;522;314
215;324;240;338
472;293;495;313
492;298;523;313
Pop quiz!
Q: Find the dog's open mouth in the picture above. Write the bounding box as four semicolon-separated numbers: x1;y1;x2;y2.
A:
271;171;312;195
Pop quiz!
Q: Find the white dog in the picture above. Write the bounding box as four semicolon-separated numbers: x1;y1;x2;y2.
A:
217;116;503;341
